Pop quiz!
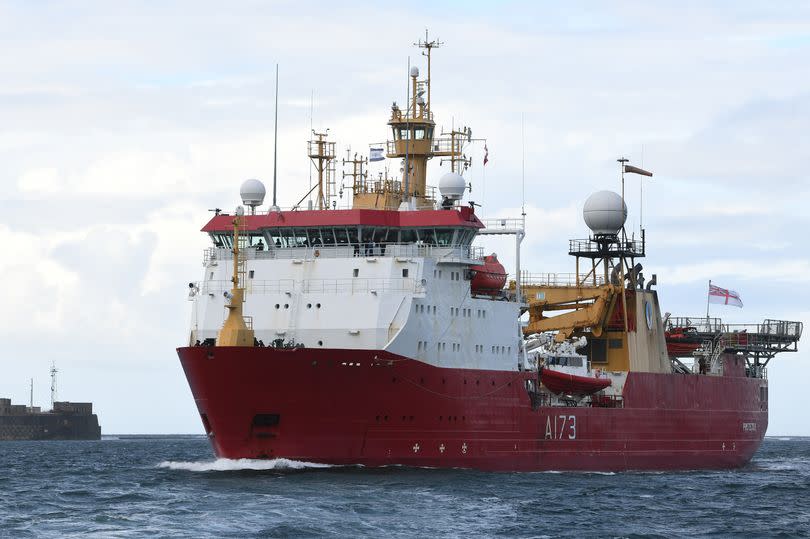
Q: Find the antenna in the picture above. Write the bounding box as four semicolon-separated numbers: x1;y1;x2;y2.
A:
308;89;314;208
50;361;57;409
640;144;645;231
414;29;442;112
402;57;411;206
29;378;33;410
521;113;526;218
271;64;280;212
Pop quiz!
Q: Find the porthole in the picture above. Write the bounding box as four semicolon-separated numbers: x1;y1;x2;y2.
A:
275;304;280;309
284;304;289;309
307;303;312;309
316;303;322;308
317;340;323;346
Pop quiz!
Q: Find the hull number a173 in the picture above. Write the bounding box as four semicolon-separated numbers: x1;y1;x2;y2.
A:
545;414;577;440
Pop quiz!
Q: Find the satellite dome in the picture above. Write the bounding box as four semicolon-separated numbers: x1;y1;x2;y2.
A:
583;190;627;235
410;66;419;78
439;172;466;201
240;179;266;209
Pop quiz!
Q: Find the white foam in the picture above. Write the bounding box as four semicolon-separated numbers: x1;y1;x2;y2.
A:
157;458;334;472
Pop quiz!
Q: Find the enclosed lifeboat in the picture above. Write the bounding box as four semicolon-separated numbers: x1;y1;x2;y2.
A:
470;254;507;295
665;326;703;357
540;367;611;396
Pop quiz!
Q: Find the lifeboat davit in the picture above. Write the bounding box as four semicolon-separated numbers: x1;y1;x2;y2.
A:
540;367;611;396
470;254;507;295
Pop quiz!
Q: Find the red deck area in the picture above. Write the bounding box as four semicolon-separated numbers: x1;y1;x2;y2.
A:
177;347;767;471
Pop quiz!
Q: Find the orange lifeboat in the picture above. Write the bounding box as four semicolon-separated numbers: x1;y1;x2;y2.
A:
540;367;611;396
470;254;507;295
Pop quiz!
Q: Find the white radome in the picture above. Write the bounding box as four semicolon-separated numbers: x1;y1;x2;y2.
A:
240;179;266;208
410;66;419;78
439;172;466;201
583;190;627;235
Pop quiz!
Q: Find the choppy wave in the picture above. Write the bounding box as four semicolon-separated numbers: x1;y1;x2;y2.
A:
2;436;808;538
157;457;334;472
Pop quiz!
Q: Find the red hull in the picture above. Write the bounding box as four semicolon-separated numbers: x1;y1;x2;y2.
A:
177;346;767;471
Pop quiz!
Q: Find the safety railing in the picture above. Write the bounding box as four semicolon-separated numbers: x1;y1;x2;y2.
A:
480;217;525;232
520;272;606;287
568;238;645;257
198;277;426;296
665;317;724;334
204;243;484;265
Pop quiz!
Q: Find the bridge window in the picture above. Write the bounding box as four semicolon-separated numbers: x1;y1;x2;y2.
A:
414;127;426;140
400;229;417;244
435;229;453;246
334;227;349;245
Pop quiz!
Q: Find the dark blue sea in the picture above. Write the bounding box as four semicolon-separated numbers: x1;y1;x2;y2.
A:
0;436;808;538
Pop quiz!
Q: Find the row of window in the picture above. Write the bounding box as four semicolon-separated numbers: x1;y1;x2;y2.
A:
213;227;477;249
393;125;435;141
417;341;513;355
417;303;488;319
415;304;437;314
432;269;464;280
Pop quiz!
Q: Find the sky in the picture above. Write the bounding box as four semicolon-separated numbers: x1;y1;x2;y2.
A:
0;1;808;435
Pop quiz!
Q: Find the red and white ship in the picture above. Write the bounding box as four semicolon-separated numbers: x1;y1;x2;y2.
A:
177;37;802;471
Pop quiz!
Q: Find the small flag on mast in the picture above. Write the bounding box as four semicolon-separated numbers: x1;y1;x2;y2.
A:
369;147;385;162
709;283;743;308
483;144;489;166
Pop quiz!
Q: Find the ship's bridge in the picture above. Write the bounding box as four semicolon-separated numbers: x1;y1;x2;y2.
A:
202;207;485;264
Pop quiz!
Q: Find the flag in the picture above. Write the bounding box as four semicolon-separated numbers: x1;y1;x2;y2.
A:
483;144;489;166
369;147;385;162
709;283;743;308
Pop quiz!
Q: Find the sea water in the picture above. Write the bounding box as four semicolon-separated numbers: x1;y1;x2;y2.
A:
0;436;808;537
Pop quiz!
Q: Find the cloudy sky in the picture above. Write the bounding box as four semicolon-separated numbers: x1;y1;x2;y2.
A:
1;2;808;434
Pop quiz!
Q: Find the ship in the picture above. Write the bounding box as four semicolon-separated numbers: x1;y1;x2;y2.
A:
177;35;802;471
0;365;101;441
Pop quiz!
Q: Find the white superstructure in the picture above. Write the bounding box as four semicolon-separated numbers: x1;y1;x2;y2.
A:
188;210;523;372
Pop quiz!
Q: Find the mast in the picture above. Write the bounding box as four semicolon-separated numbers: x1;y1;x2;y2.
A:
29;378;33;410
216;207;255;347
271;64;280;211
342;150;368;197
308;130;336;210
415;30;442;113
350;34;477;211
50;361;57;409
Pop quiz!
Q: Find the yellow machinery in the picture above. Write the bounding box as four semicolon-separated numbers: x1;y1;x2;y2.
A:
216;207;255;347
520;281;618;342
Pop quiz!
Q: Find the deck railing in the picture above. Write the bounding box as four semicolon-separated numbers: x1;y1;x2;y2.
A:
198;277;426;296
520;272;606;287
204;243;484;265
